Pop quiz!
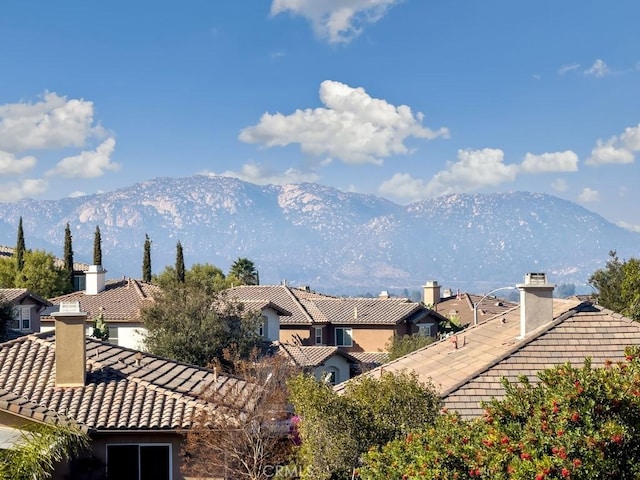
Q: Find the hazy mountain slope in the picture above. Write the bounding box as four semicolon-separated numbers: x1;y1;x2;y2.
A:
0;175;636;294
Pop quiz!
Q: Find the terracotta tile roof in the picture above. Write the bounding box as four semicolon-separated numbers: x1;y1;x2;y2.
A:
43;279;161;323
0;288;51;306
0;332;254;432
279;344;341;368
434;292;518;327
347;351;389;369
226;285;442;326
0;245;90;271
334;298;580;396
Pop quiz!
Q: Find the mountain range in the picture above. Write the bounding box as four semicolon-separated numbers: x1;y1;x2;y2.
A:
0;175;637;295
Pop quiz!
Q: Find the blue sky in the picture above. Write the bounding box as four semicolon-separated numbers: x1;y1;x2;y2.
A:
1;1;639;230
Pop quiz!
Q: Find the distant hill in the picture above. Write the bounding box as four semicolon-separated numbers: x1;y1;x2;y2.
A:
0;175;637;295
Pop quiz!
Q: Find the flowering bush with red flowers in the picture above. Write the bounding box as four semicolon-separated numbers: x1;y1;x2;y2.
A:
360;346;640;479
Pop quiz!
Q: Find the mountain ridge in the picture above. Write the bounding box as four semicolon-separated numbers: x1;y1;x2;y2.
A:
0;175;636;295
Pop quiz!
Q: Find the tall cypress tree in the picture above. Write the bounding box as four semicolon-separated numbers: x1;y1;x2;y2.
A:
176;241;185;283
142;234;152;282
93;226;102;266
15;217;25;272
63;223;74;292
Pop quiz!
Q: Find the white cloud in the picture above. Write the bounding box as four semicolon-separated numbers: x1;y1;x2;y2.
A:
551;178;568;192
0;92;104;153
68;191;87;198
584;59;610;77
46;138;118;178
617;220;640;233
378;172;428;203
0;178;48;202
578;187;599;202
558;63;580;76
270;0;401;44
586;124;640;166
520;151;578;173
240;80;448;165
0;151;37;174
203;163;319;185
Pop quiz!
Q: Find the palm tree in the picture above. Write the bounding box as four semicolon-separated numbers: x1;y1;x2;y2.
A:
229;257;259;286
0;422;90;480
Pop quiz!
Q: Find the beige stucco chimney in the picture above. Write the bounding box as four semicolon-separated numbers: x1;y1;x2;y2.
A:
517;273;555;338
53;302;87;387
85;265;107;295
423;281;441;308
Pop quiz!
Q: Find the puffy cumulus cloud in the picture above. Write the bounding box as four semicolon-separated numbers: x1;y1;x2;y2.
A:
378;172;428;203
270;0;401;44
520;151;578;173
203;162;319;185
240;80;448;165
46;138;118;178
578;187;599;203
551;178;569;192
0;151;37;174
424;148;518;197
586;124;640;166
584;59;610;77
0;92;104;153
0;178;48;202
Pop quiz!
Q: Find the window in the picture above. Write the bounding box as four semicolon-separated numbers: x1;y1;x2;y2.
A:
335;328;353;347
314;326;322;345
418;323;435;337
11;307;31;331
321;368;337;385
258;315;267;338
108;326;119;345
107;444;171;480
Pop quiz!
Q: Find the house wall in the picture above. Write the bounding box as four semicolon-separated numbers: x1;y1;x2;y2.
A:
11;298;44;333
312;354;351;384
49;431;185;480
261;308;281;343
40;323;147;351
280;326;312;345
327;325;396;353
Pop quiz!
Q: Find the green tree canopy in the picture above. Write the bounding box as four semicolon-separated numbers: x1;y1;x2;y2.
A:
142;233;152;282
385;333;434;361
0;294;13;341
288;370;441;480
63;222;74;293
93;225;102;265
140;280;263;368
1;250;67;298
590;251;640;320
361;347;640;480
229;257;259;286
176;241;185;283
154;262;228;293
15;216;25;272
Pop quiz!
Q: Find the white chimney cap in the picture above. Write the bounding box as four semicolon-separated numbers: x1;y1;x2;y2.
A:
59;301;81;313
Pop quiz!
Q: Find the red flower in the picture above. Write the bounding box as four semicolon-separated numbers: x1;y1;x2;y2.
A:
570;412;580;422
611;434;623;444
561;467;571;477
520;452;532;461
572;458;582;468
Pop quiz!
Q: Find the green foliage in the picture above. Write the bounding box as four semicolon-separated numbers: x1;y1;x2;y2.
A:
0;294;13;341
63;222;74;293
141;281;263;368
15;216;25;272
154;263;229;293
16;250;67;298
93;225;102;265
590;251;640;320
386;334;434;361
360;347;640;479
288;370;441;480
175;241;185;283
229;257;259;286
91;311;110;341
0;256;17;288
142;233;152;282
0;422;90;480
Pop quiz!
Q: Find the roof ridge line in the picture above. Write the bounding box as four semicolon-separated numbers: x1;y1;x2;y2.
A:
284;286;315;324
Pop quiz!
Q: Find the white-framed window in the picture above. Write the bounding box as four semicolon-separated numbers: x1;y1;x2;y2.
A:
335;328;353;347
418;323;436;337
322;367;338;385
314;326;323;345
108;326;119;345
258;315;267;338
106;443;171;480
11;307;31;331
